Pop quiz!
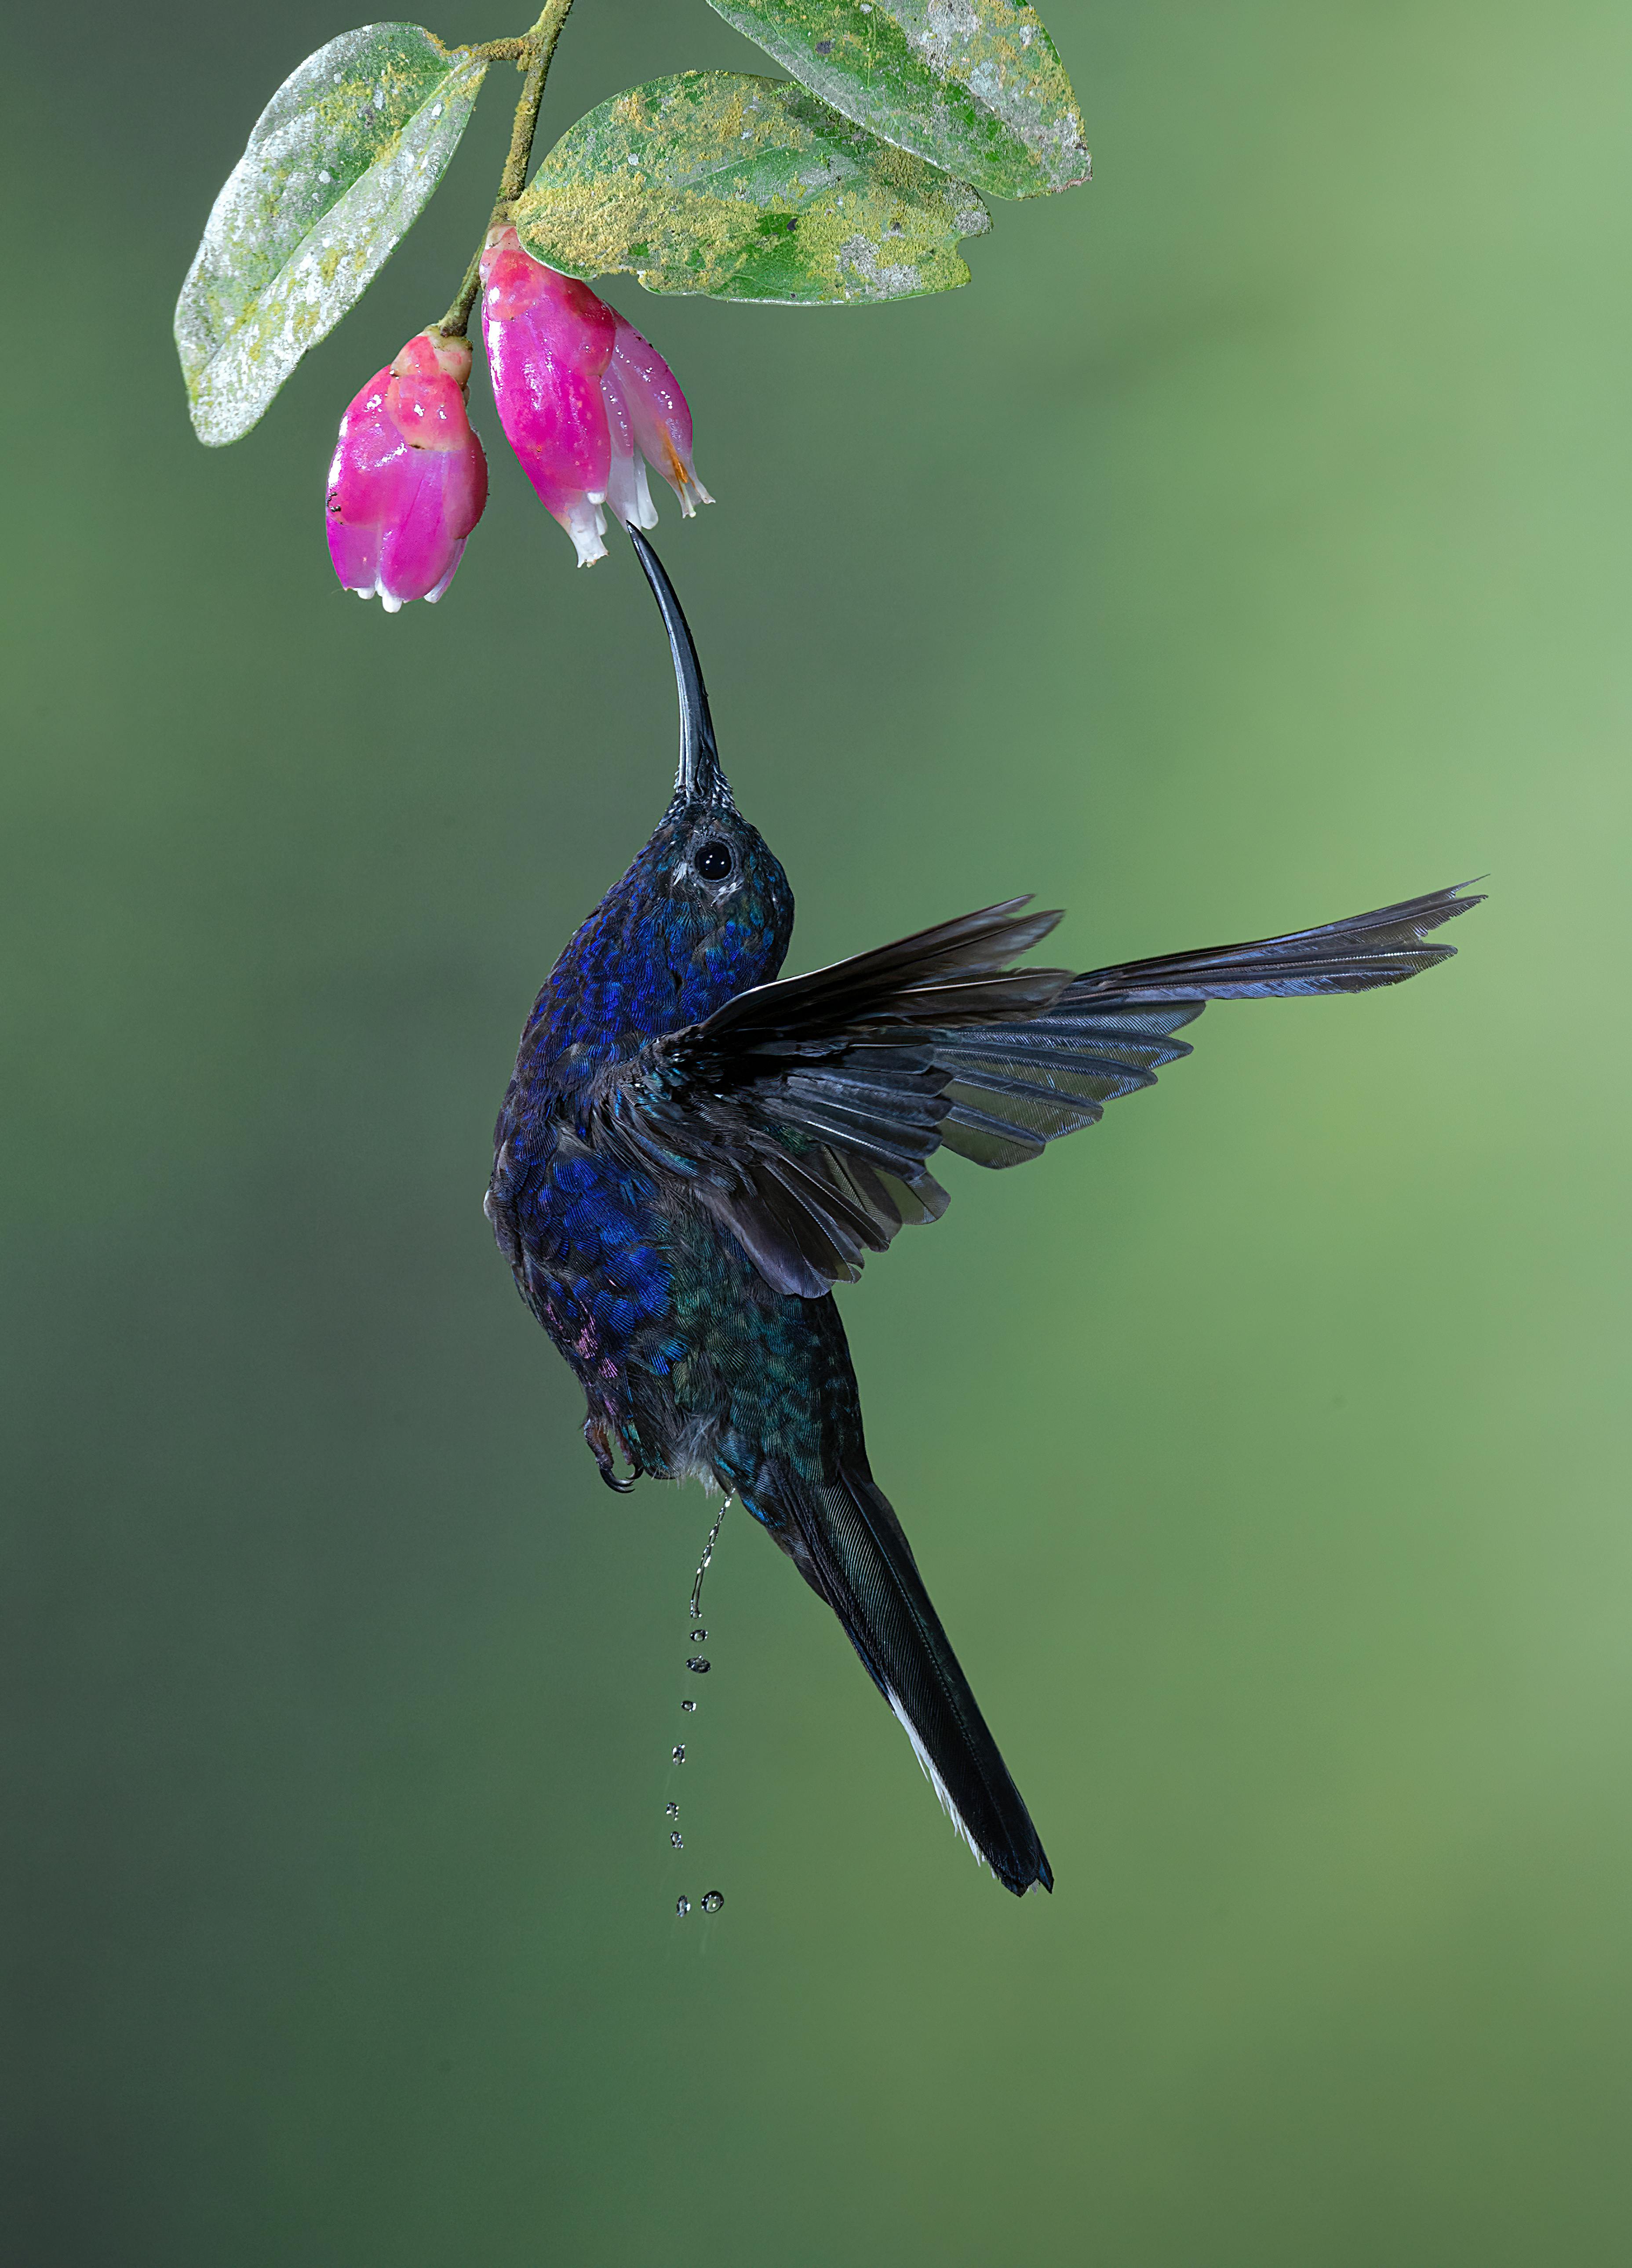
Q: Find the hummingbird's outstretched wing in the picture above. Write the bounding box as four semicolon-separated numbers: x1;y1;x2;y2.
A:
599;883;1482;1297
928;881;1483;1167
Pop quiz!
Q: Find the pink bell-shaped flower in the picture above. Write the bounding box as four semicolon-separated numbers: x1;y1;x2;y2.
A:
608;316;712;523
325;331;488;611
479;227;710;567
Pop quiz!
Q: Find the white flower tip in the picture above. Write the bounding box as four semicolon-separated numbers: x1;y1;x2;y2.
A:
380;590;403;614
612;497;661;534
633;459;659;529
660;464;713;517
425;546;464;604
563;495;609;567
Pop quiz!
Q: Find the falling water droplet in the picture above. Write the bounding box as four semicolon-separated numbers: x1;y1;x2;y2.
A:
665;1802;679;1819
675;1896;691;1918
700;1890;724;1914
672;1745;685;1764
691;1628;707;1641
681;1698;697;1713
670;1831;684;1848
687;1657;711;1675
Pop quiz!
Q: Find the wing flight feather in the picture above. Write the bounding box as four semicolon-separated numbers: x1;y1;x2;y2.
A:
595;884;1482;1296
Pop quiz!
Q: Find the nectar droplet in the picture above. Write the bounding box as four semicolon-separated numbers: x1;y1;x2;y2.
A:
672;1745;685;1764
687;1657;710;1675
700;1890;724;1914
681;1698;697;1713
665;1802;679;1819
670;1831;683;1848
675;1896;691;1918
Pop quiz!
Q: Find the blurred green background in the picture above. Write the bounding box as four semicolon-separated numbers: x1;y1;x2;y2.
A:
5;1;1629;2261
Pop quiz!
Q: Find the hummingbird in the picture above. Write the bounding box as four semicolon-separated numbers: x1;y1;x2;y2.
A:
485;528;1480;1897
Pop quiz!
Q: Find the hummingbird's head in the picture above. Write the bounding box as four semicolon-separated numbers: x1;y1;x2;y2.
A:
614;527;794;1026
536;533;794;1072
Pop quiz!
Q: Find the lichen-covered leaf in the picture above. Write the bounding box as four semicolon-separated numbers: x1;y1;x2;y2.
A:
174;24;487;446
706;0;1088;199
514;72;989;305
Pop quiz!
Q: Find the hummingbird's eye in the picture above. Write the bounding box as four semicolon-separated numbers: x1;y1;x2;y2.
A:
693;839;734;882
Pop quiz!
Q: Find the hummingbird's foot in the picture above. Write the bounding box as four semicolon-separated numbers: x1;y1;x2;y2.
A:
586;1415;642;1495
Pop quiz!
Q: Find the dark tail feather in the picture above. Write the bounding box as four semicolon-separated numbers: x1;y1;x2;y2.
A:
746;1462;1052;1897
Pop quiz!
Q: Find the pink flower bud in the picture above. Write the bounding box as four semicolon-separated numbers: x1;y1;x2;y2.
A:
326;332;488;612
479;227;711;567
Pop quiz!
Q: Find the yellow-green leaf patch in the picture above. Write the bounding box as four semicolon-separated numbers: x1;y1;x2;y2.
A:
515;72;989;305
707;0;1088;200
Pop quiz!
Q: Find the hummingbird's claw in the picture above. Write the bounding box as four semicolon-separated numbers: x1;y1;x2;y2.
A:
586;1414;641;1494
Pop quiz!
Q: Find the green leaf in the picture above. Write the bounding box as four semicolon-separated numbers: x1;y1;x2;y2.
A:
705;0;1088;200
174;24;487;447
514;72;989;305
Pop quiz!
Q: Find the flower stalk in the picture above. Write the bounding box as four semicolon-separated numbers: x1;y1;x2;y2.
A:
437;0;578;340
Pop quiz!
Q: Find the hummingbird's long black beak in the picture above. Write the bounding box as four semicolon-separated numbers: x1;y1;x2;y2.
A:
627;524;731;809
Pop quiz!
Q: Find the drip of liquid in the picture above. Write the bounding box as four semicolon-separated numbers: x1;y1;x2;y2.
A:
689;1499;729;1621
663;1501;732;1921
